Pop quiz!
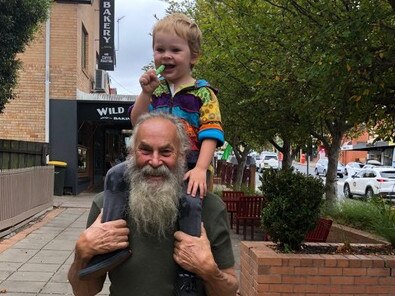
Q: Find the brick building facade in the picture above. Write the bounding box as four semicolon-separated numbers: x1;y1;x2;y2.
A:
0;0;135;194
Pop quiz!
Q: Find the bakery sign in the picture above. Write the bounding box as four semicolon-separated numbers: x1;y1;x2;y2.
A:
98;0;115;71
96;106;129;121
78;102;131;122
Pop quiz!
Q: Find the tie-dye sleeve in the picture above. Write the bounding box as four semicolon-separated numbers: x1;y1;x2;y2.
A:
197;87;224;147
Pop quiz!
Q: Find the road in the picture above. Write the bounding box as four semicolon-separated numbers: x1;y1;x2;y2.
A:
255;163;345;199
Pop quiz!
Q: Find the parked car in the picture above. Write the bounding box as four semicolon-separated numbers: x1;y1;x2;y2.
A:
314;158;345;178
366;159;382;166
256;152;279;172
344;161;364;176
343;167;395;199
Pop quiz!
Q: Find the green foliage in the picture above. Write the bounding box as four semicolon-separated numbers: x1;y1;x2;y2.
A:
321;199;381;231
0;0;51;113
260;169;325;251
174;0;395;201
322;197;395;246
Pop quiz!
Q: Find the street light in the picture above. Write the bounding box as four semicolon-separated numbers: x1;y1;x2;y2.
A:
116;15;125;51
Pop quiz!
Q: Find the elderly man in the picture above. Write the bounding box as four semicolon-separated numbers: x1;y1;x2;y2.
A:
68;113;238;296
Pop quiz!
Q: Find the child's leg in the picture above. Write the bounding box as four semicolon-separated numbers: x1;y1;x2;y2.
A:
178;159;203;236
174;171;205;295
178;192;202;236
102;161;129;222
79;162;132;280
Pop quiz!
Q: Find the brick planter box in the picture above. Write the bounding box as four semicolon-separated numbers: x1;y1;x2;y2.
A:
240;241;395;296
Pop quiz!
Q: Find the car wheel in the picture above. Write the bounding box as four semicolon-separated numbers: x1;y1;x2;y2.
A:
315;168;319;176
323;169;327;176
365;187;374;200
343;183;352;199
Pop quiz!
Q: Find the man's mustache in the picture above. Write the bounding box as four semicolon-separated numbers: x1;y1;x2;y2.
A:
141;165;171;177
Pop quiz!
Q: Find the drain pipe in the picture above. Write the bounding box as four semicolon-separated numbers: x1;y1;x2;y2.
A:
45;15;50;160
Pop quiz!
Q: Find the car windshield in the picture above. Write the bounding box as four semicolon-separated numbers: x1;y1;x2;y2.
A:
265;156;277;160
380;171;395;179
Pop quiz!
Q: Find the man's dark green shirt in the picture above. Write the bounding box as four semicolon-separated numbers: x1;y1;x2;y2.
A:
87;191;235;296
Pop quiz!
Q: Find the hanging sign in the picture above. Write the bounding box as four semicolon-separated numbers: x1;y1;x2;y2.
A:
98;0;115;70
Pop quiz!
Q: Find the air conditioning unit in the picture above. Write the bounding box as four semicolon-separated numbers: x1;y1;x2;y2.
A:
95;69;109;92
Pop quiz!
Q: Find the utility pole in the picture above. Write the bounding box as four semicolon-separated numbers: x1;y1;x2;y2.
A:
116;16;125;51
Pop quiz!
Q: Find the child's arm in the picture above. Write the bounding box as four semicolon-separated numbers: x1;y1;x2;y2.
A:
130;69;160;125
184;139;217;198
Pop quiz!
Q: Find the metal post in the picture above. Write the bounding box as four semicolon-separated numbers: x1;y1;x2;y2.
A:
116;16;125;51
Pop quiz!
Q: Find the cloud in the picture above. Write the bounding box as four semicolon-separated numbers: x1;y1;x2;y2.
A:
110;0;168;95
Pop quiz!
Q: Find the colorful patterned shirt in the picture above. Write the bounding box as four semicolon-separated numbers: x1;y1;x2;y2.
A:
149;79;224;152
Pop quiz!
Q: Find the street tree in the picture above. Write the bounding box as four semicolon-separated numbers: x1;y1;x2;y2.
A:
166;0;394;199
194;0;394;200
0;0;51;113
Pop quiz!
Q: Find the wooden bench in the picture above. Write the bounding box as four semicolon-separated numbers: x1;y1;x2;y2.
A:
222;191;244;229
235;195;266;240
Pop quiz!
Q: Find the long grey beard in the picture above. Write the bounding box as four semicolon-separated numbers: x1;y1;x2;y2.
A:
127;158;184;239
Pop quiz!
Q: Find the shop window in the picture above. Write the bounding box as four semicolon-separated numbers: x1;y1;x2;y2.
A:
78;145;88;176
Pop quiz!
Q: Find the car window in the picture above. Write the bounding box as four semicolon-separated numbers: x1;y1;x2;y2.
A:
380;171;395;179
362;171;375;178
355;171;364;178
318;159;327;165
264;155;277;160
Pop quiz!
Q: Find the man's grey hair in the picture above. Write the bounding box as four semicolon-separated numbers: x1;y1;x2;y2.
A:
129;112;190;156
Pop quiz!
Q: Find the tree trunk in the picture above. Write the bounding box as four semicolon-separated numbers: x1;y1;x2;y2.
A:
325;135;343;201
388;0;395;12
281;139;293;170
234;148;249;189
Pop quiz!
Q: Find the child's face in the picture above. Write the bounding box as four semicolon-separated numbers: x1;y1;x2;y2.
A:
153;31;198;85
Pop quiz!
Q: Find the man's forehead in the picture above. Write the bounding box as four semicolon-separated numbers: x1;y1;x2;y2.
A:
136;118;179;145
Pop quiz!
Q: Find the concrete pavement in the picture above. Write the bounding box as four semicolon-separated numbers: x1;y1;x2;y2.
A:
0;193;243;295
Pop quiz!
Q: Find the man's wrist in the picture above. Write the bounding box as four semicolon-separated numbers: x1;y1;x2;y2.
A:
199;260;219;281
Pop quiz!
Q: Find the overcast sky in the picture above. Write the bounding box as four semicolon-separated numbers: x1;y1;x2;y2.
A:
110;0;169;95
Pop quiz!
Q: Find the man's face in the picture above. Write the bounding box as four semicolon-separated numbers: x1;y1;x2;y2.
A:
134;117;181;182
128;117;184;237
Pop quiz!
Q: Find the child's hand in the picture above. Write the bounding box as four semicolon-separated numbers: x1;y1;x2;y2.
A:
184;167;207;199
139;69;160;94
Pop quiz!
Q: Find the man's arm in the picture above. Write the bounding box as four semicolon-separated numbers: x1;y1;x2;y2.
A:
173;224;239;296
68;213;129;296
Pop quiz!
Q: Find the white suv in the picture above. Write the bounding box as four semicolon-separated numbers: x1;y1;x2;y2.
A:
343;167;395;199
257;152;279;172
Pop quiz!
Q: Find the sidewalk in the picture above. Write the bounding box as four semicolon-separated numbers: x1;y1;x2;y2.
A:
0;193;242;295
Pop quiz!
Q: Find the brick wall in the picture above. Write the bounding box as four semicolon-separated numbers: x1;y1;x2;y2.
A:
0;2;99;141
0;26;47;141
240;241;395;296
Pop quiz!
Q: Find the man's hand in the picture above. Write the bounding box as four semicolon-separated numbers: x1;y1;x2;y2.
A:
173;223;216;276
76;213;130;261
173;224;239;295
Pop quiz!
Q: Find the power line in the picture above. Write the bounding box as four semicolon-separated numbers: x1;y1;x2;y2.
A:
109;74;134;95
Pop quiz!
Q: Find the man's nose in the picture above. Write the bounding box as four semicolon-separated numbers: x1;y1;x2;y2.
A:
149;152;163;168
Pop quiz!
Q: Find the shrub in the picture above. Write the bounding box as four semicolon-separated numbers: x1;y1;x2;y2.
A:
321;199;381;231
322;197;395;247
260;168;325;251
